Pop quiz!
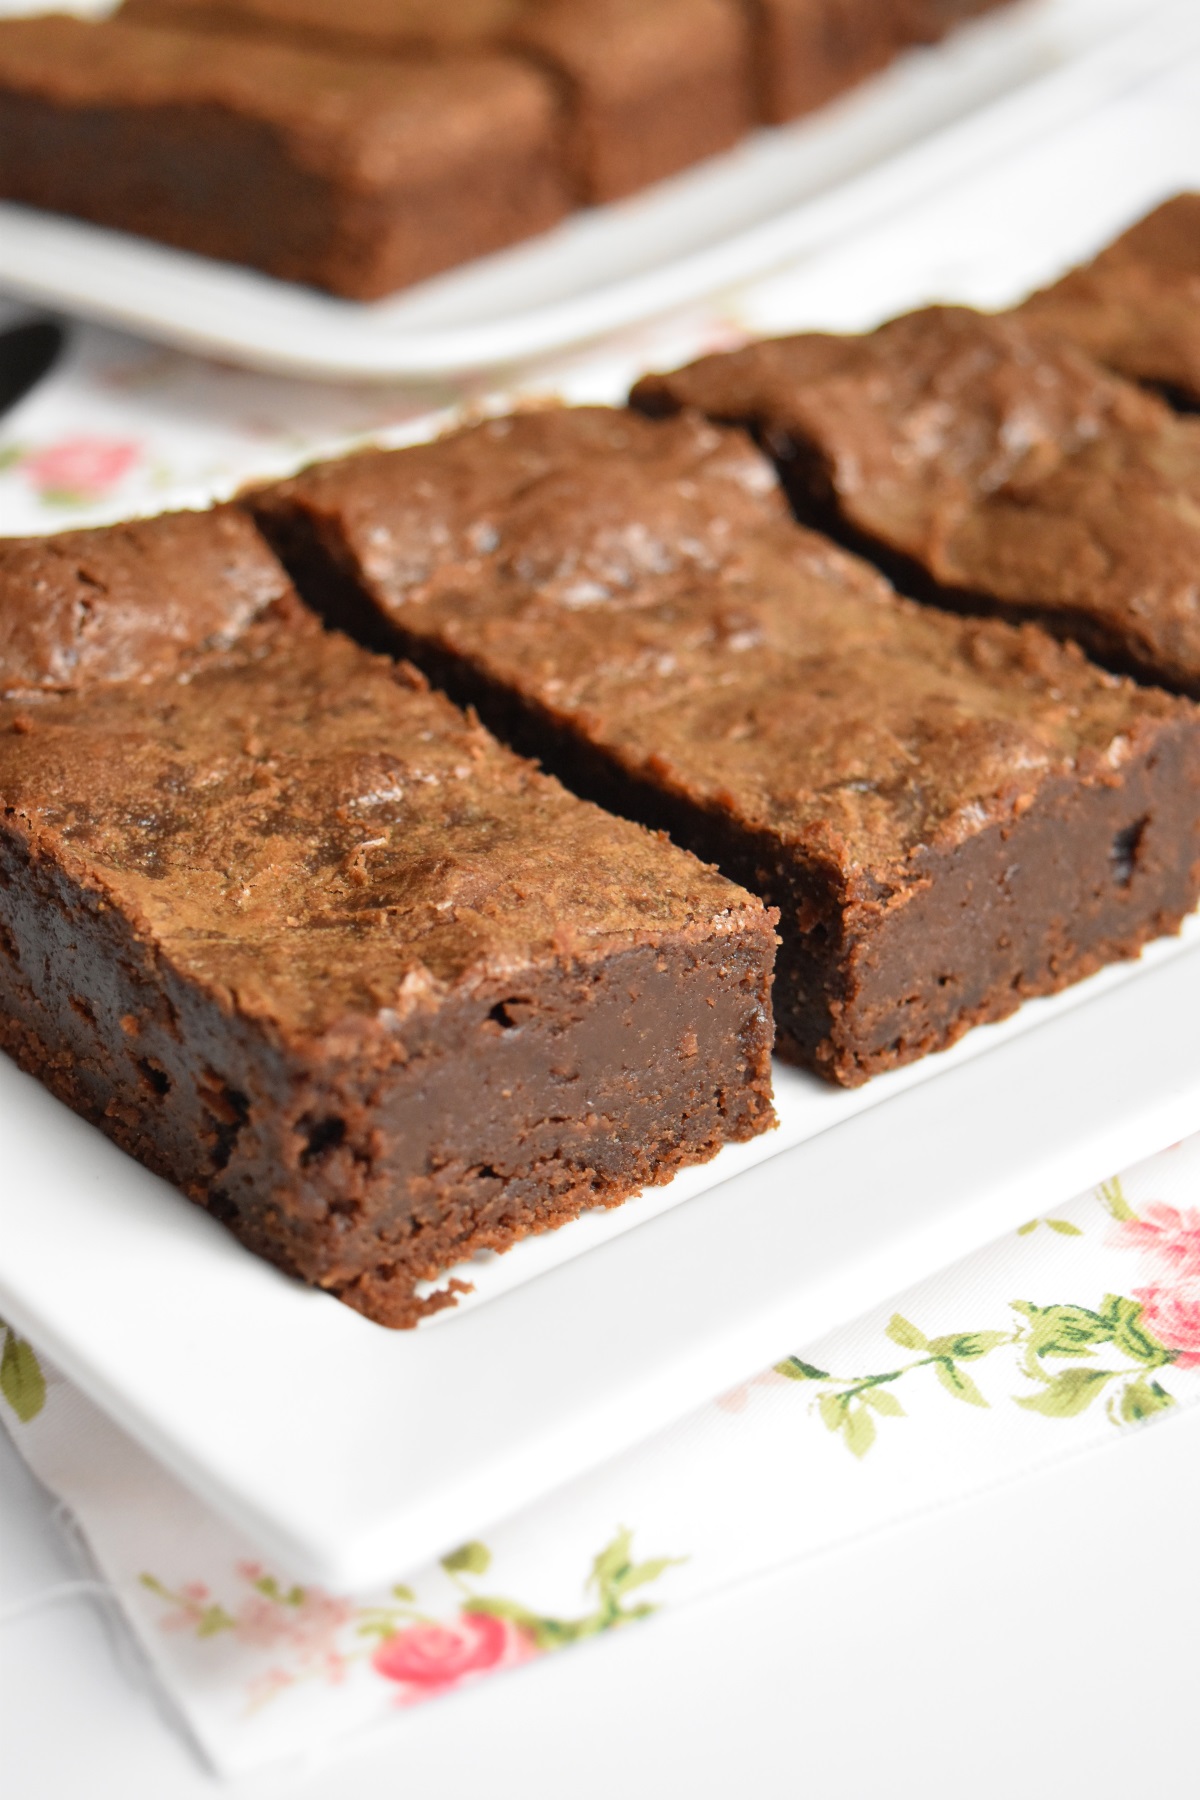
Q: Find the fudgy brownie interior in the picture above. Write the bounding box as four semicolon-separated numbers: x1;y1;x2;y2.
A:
0;506;776;1324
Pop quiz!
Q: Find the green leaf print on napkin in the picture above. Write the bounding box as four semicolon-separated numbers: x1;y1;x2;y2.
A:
778;1310;1014;1457
441;1541;492;1577
461;1526;686;1650
775;1179;1190;1457
0;1320;46;1423
1013;1293;1180;1420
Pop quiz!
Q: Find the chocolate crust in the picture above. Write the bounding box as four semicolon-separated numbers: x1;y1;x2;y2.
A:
0;505;302;696
510;0;753;202
0;14;570;298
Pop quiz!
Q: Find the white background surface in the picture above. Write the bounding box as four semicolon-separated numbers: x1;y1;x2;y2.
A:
4;1397;1198;1800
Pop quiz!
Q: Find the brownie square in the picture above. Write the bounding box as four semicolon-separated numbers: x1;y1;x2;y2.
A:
1019;195;1200;411
749;0;912;124
632;305;1200;697
0;508;776;1325
0;505;300;696
119;0;754;203
509;0;753;202
252;405;1200;1086
0;13;570;298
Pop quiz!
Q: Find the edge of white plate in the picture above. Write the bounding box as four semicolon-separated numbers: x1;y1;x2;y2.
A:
3;934;1200;1588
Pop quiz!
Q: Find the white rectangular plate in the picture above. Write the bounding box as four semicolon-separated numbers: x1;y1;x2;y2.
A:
6;26;1200;1589
3;929;1200;1591
0;0;1165;378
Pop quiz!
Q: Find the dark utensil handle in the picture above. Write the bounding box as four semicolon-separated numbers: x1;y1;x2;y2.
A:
0;321;66;422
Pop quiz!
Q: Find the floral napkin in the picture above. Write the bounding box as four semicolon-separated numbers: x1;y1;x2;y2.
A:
4;1135;1200;1777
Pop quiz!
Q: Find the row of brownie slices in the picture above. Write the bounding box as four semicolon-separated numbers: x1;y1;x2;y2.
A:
2;192;1198;1329
0;0;1013;298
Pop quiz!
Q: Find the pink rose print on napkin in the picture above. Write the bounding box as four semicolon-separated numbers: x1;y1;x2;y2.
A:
141;1529;677;1716
20;435;140;504
1133;1283;1200;1368
372;1610;536;1699
1113;1202;1200;1281
230;1563;354;1674
140;1564;355;1701
1111;1196;1200;1368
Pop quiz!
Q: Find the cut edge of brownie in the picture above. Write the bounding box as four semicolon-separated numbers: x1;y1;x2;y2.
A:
422;689;1200;1088
0;824;777;1323
0;598;778;1326
734;443;1200;702
248;477;1200;1089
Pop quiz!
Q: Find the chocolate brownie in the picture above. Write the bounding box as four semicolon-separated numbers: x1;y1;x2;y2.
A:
252;405;1200;1085
508;0;753;202
746;0;1016;125
0;506;300;696
0;13;569;298
0;508;776;1326
1019;195;1200;411
632;305;1200;697
748;0;913;124
119;0;754;203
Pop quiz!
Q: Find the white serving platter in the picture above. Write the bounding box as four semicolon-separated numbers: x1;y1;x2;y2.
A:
0;0;1171;380
6;24;1200;1589
4;927;1200;1591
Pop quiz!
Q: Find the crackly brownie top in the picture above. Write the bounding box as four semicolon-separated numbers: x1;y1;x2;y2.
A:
120;0;739;87
0;627;765;1037
633;307;1200;689
120;0;525;50
0;16;555;188
630;305;1168;502
0;506;302;698
255;405;786;607
313;510;1192;882
1019;195;1200;406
